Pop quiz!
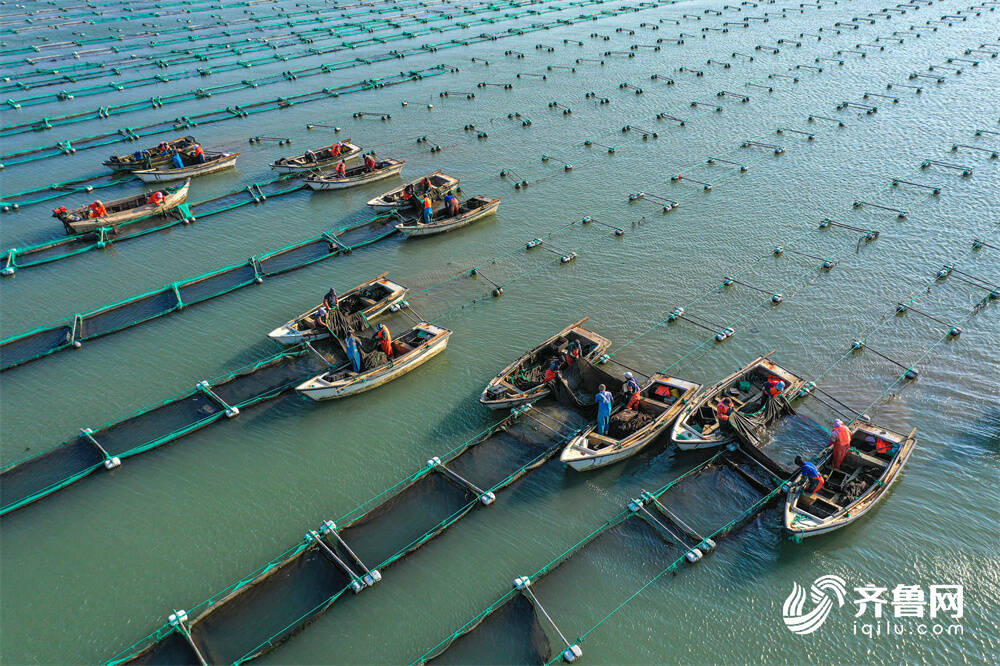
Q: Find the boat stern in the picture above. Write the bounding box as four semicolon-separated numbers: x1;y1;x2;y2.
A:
670;414;722;450
267;324;305;346
559;432;599;470
783;498;825;539
294;373;339;401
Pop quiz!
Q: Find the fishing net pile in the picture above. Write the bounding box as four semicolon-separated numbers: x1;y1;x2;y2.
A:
607;409;654;439
549;359;624;408
324;307;366;340
357;335;389;370
728;390;796;448
510;336;578;390
329;328;388;370
512;364;547;391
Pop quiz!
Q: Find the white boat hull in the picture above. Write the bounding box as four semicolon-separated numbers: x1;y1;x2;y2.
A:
267;280;407;346
134;154;239;182
561;432;660;471
296;330;450;400
305;161;404;190
62;181;190;234
670;355;804;450
674;436;730;451
784;426;916;539
366;170;459;209
561;376;699;470
271;142;361;173
479;318;611;410
396;197;500;237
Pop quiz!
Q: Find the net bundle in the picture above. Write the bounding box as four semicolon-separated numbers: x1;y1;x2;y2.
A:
608;409;654;439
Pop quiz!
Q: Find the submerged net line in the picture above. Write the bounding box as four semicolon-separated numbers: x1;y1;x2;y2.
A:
445;2;985;191
428;222;648;324
802;241;1000;427
383;44;941;321
0;0;507;87
104;402;585;665
0;213;400;371
1;0;616;118
604;130;989;372
411;448;772;663
801;223;1000;414
600;30;1000;357
547;484;785;662
0;65;452;168
0;347;322;515
2;0;951;211
0;0;474;55
0;0;681;168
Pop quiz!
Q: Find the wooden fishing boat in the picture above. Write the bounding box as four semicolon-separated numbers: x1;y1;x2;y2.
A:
267;274;408;345
560;374;701;471
52;180;190;234
365;170;459;209
395;195;500;238
270;140;361;173
303;158;405;191
784;424;916;539
133;151;239;182
102;135;198;172
480;318;612;410
296;323;450;400
670;353;805;450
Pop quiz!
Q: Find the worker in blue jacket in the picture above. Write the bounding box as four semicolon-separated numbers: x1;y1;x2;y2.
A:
595;383;613;435
345;330;362;373
794;456;825;495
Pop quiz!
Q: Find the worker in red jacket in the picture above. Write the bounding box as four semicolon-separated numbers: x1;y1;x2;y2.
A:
830;419;852;469
375;323;394;359
88;200;108;218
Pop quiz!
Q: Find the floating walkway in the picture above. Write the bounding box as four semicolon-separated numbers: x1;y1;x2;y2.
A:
106;401;587;665
1;213;400;370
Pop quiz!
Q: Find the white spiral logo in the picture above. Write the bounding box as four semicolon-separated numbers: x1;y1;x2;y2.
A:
782;575;847;635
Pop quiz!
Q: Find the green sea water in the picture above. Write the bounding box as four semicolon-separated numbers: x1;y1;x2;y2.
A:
1;0;998;663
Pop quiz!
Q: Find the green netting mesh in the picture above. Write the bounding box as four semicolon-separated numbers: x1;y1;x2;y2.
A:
0;214;399;371
0;349;323;515
187;544;355;664
418;448;785;665
429;593;553;665
106;401;585;664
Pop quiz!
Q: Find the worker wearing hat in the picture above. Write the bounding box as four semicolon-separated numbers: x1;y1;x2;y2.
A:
830;419;852;469
623;372;641;410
